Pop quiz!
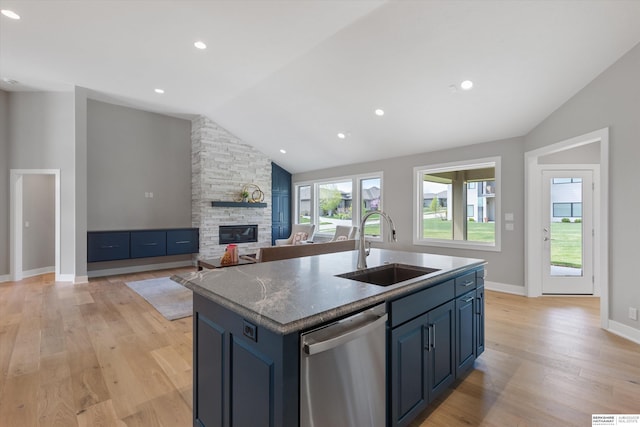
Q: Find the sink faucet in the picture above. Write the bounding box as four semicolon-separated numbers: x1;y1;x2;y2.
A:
358;210;397;269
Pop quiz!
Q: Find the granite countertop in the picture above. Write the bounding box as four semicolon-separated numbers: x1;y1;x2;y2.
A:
171;248;485;335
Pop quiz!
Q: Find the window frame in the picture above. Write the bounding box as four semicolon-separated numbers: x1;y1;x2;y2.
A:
294;172;384;241
413;157;501;252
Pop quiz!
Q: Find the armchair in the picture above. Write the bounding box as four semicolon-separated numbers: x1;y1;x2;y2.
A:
274;223;316;246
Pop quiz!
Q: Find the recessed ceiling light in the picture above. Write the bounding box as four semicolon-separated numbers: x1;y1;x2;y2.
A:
194;41;207;50
154;88;165;94
1;9;20;20
375;109;385;116
460;80;474;90
279;149;287;154
337;133;346;139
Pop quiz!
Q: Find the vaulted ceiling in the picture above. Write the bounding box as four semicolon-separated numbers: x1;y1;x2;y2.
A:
2;1;640;173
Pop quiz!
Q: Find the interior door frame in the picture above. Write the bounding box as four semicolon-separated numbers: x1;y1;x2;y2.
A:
540;166;598;295
525;128;609;328
9;169;61;282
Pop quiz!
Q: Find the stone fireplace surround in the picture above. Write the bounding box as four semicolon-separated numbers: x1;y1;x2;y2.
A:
191;116;272;261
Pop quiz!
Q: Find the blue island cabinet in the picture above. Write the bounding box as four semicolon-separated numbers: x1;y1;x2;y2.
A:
193;294;299;427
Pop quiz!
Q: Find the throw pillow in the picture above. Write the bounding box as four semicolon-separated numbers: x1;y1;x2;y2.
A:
292;232;308;245
336;235;348;241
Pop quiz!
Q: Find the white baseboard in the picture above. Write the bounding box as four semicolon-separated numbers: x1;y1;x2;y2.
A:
0;274;10;283
56;274;75;282
22;266;55;279
74;275;89;284
87;260;195;278
607;320;640;345
485;280;526;296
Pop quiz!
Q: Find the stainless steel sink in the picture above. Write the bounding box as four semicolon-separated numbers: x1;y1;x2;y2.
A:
336;263;440;286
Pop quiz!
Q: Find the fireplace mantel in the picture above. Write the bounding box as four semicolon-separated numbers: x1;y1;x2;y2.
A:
211;201;267;208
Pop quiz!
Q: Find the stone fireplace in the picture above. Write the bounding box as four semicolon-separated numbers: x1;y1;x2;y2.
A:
191;116;272;260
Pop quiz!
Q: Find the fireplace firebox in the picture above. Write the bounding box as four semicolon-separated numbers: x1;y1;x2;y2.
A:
219;225;258;245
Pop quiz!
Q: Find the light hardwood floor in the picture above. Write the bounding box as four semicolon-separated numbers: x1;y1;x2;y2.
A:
1;269;639;426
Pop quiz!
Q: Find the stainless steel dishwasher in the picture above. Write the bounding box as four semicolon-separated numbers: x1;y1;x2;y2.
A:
300;303;387;427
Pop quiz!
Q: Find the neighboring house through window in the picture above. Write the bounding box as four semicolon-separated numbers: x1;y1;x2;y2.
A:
414;157;501;251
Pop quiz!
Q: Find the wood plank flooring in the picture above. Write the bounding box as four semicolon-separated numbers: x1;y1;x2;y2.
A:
1;270;639;426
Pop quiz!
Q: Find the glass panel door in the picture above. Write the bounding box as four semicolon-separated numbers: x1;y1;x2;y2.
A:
541;170;593;294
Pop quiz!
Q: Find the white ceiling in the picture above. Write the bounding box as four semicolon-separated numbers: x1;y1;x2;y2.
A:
2;1;640;174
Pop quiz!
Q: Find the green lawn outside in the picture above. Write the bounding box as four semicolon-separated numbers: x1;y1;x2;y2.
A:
422;218;582;268
550;222;583;268
422;218;495;242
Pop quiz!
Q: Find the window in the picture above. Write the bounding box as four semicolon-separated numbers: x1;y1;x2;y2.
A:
414;157;500;251
297;185;311;224
361;177;381;237
318;181;352;235
294;173;383;239
552;178;582;184
553;202;582;218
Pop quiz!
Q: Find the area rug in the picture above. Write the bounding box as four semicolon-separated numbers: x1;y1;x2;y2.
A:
125;277;192;321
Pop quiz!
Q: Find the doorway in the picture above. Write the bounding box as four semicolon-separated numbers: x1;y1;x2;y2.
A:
9;169;61;282
541;168;595;294
525;128;609;328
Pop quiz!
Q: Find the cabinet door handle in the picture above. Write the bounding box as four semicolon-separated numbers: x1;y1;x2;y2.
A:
430;324;436;350
462;280;474;287
463;296;474;303
143;242;158;246
100;245;119;249
175;240;190;244
423;324;430;350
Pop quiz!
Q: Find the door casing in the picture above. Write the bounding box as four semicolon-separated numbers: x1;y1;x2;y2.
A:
525;127;609;328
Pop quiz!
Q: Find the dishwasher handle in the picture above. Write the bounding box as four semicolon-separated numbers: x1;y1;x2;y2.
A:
303;313;387;355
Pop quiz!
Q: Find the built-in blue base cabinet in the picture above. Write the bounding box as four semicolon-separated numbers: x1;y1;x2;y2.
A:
389;268;484;427
390;301;455;427
193;294;299;427
192;267;484;427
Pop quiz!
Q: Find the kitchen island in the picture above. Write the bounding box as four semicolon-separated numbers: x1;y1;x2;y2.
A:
172;249;486;427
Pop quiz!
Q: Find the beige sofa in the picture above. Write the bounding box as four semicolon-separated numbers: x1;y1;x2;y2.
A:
252;239;356;263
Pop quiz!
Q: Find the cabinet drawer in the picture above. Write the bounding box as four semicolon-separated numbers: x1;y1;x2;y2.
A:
87;232;130;262
390;280;455;327
131;231;167;258
454;272;476;296
167;229;199;255
476;269;485;287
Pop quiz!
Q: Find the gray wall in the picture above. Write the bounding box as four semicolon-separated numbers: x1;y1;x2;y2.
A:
87;99;192;230
294;136;526;288
8;91;76;277
526;42;640;329
538;141;600;164
22;174;55;271
0;90;9;277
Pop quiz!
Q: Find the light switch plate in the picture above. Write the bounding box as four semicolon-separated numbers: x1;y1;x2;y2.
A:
505;212;514;221
505;223;514;231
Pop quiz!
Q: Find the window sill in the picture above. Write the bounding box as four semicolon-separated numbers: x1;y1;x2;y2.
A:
413;238;501;252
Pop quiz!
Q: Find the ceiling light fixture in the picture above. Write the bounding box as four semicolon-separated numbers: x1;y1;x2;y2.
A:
375;109;385;116
460;80;474;90
154;88;165;94
279;149;287;154
194;41;207;50
337;133;346;139
2;77;19;85
1;9;20;20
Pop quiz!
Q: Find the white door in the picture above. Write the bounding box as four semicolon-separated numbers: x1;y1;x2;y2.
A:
541;170;594;294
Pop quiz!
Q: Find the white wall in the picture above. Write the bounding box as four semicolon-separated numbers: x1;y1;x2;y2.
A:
526;42;640;330
294;136;525;288
0;90;9;277
8;91;76;277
